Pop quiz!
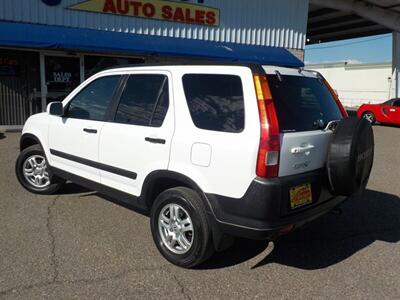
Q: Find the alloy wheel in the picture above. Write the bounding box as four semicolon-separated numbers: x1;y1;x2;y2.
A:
22;155;50;188
158;203;194;255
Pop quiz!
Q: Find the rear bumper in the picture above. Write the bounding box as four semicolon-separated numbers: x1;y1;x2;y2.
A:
206;169;347;240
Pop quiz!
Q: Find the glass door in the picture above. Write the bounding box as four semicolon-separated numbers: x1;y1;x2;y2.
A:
41;54;82;109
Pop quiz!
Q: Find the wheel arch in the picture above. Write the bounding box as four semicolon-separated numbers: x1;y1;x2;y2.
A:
141;170;230;252
141;170;212;213
20;133;43;151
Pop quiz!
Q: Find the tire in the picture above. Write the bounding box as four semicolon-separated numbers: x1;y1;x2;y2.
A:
150;187;214;268
15;144;64;195
327;117;374;196
362;111;376;125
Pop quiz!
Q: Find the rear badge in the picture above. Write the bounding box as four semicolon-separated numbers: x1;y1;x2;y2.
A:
293;160;311;169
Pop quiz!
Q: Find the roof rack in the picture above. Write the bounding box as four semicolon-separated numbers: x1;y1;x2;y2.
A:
103;60;266;73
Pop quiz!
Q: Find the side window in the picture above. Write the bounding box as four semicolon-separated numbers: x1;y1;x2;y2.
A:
65;76;120;121
384;99;394;106
182;74;245;133
393;100;400;107
115;74;169;127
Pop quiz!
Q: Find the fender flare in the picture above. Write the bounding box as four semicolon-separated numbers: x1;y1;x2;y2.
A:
141;170;211;210
20;133;44;151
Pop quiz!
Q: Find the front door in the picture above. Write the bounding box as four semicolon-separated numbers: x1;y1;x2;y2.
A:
99;72;174;196
389;99;400;124
48;75;121;183
43;55;81;107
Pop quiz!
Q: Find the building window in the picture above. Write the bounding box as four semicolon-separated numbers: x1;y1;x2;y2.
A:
0;50;41;126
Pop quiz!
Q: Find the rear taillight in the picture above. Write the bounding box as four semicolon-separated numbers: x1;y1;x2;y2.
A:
253;74;280;178
324;79;348;118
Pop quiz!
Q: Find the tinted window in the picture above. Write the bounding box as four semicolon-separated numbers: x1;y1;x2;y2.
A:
65;76;120;121
267;75;342;132
115;75;169;127
182;74;244;133
393;100;400;107
383;99;394;106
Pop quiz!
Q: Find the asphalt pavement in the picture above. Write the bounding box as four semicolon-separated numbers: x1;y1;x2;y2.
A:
0;125;399;299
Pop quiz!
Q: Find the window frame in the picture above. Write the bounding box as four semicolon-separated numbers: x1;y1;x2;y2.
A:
181;73;246;134
62;74;123;122
109;73;171;128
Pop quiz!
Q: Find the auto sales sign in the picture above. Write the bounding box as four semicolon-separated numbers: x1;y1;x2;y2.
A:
69;0;220;26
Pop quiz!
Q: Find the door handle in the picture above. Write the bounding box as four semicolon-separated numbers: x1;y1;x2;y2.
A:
390;109;396;112
291;144;315;154
145;137;166;144
83;128;97;134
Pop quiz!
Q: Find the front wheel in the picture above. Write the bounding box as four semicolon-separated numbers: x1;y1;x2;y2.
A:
15;144;64;194
362;111;376;125
150;187;214;268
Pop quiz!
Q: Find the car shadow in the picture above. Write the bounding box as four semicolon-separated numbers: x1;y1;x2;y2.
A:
57;182;91;195
0;132;6;140
58;185;400;270
375;123;400;129
200;189;400;270
78;189;150;217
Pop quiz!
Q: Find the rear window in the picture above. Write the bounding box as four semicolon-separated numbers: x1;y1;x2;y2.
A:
182;74;244;133
267;75;342;132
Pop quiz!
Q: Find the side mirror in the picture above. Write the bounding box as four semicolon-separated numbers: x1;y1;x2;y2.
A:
47;102;64;116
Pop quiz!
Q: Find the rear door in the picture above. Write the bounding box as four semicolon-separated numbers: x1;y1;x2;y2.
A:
264;67;343;177
98;71;174;196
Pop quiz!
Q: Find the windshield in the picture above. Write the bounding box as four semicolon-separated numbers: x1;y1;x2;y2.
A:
267;74;343;132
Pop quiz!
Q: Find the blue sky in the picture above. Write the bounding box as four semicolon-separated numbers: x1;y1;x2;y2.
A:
304;33;392;64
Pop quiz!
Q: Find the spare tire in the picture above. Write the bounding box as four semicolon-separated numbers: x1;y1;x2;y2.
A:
327;117;374;196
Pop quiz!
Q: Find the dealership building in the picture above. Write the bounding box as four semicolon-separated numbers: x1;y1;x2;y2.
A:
0;0;307;129
2;0;400;130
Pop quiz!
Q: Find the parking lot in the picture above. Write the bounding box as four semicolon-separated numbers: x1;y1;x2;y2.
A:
0;125;399;299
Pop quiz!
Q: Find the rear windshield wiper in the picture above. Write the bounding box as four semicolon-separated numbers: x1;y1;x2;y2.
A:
275;70;283;82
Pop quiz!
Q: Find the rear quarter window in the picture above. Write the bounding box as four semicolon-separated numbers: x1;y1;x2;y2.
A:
267;75;342;132
182;74;244;133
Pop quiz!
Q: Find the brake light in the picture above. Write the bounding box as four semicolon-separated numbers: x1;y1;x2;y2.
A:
253;74;280;178
324;79;348;118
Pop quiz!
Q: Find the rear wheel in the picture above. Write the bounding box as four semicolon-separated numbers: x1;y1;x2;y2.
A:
150;187;214;268
15;144;64;194
362;111;376;124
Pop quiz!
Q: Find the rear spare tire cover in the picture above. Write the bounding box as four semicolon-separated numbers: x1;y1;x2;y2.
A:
327;117;374;196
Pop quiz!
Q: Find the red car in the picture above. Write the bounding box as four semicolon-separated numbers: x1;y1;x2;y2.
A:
357;98;400;125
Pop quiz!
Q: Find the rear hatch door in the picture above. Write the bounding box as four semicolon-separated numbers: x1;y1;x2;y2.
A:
263;66;343;177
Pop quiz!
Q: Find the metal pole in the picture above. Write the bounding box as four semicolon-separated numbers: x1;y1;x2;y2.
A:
393;32;400;98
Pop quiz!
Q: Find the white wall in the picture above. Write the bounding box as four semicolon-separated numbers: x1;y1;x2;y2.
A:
0;0;308;49
306;62;394;107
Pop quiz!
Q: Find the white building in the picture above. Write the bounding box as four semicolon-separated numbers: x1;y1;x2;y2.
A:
306;61;394;108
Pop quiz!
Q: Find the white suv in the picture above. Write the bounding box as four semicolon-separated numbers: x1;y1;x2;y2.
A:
16;63;374;268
